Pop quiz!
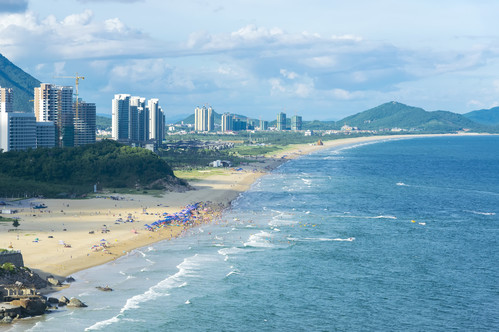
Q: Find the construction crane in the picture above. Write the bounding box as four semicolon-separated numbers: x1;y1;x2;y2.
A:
53;72;85;119
53;73;85;145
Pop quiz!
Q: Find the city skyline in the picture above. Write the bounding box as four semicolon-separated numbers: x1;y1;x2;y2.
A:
1;1;499;120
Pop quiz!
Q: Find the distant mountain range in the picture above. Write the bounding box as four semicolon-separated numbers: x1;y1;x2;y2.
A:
463;107;499;125
336;101;489;132
0;53;40;112
1;53;498;132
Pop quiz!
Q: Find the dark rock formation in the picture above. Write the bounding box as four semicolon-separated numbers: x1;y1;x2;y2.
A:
0;267;47;289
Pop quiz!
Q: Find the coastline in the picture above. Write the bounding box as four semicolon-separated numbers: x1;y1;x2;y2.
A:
0;133;484;288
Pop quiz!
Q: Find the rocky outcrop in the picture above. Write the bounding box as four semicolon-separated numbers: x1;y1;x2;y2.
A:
46;277;61;287
0;267;47;289
67;297;87;308
58;296;69;306
10;298;47;316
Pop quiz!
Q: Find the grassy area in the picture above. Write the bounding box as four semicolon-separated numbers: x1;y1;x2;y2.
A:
0;216;16;222
174;168;230;182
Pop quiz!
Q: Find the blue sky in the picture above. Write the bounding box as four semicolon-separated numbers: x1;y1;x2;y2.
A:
1;0;499;121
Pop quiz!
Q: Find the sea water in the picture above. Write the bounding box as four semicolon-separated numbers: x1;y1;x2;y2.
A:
6;135;498;331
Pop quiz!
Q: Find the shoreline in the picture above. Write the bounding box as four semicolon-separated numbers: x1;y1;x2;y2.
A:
0;133;488;289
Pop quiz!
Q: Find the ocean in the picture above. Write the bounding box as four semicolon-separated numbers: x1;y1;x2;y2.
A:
7;135;499;331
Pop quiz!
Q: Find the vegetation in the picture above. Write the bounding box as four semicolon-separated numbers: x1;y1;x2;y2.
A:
0;262;16;273
0;140;187;198
0;53;41;112
338;101;491;132
96;115;112;130
464;107;499;126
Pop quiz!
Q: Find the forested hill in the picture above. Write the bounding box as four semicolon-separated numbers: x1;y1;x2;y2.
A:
0;140;188;198
463;107;499;126
0;53;40;112
338;101;486;132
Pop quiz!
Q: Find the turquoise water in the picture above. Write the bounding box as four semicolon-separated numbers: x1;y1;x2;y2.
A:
8;136;499;331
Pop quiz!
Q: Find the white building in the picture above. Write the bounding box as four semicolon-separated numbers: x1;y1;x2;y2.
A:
0;111;37;152
0;87;13;113
112;94;131;140
194;106;214;132
112;94;165;145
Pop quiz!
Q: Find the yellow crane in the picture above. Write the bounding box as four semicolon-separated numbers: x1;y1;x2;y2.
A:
53;73;85;119
53;73;85;145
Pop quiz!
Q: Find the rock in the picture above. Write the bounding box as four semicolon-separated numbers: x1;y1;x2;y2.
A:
65;276;76;283
47;297;59;304
47;277;61;286
67;298;87;308
58;296;69;306
1;316;13;324
12;298;47;316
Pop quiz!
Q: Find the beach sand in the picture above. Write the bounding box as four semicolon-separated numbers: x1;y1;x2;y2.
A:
0;134;466;284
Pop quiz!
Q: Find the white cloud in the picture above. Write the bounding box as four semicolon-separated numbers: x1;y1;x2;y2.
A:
280;69;298;80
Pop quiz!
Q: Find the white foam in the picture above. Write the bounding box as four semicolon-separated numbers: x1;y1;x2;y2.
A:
466;210;496;216
244;231;274;248
225;270;240;277
85;315;121;331
396;182;408;186
218;247;245;256
290;237;355;242
371;215;397;219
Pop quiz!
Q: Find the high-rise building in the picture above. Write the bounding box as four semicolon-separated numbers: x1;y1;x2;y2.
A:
0;111;36;152
0;87;13;113
112;95;165;146
291;115;302;131
221;113;233;132
194;106;214;132
112;94;131;140
259;120;268;131
148;98;165;142
34;83;74;147
74;100;96;146
277;112;287;130
36;122;56;148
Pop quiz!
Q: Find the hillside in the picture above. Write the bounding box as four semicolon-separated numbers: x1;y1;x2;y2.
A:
96;114;112;130
0;53;40;112
0;140;188;198
464;107;499;125
338;101;485;132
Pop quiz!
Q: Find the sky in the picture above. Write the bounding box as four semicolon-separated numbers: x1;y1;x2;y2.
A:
1;0;499;121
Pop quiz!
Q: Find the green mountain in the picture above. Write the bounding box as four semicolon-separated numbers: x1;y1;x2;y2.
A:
0;53;40;112
463;107;499;126
338;101;486;132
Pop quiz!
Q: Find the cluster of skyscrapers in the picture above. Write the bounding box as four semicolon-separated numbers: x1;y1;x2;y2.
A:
111;94;165;146
0;84;96;152
193;108;301;133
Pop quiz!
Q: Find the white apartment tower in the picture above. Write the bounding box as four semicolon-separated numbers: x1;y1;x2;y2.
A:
221;113;233;132
148;98;165;142
112;94;131;140
195;106;214;132
0;87;37;151
112;95;165;145
0;87;13;113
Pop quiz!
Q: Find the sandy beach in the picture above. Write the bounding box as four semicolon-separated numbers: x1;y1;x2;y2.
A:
0;134;471;282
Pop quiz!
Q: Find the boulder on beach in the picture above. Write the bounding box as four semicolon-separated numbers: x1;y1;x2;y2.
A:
67;298;87;308
65;276;76;283
47;277;61;286
58;296;69;306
